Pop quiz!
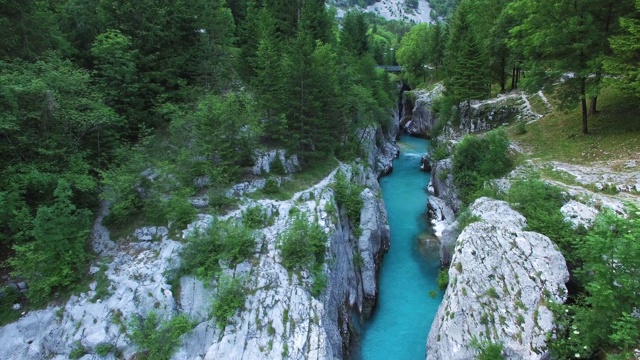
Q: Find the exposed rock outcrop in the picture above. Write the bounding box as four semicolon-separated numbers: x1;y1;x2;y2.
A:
252;149;301;175
401;85;444;137
0;119;398;359
426;198;569;360
430;158;462;214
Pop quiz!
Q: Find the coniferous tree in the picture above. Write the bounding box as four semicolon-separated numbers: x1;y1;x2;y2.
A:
444;0;490;112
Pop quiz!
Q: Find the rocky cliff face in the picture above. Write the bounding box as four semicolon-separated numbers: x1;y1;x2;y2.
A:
0;124;398;360
426;198;569;360
430;158;462;214
401;85;444;138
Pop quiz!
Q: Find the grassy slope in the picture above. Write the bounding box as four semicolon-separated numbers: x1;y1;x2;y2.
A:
512;86;640;164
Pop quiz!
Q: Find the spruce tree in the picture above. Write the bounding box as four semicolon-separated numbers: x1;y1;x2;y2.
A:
444;0;489;112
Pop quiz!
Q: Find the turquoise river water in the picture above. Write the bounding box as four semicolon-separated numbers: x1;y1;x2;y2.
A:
355;136;442;360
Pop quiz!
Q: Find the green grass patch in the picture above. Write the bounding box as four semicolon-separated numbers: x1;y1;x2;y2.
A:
527;93;550;115
514;86;640;163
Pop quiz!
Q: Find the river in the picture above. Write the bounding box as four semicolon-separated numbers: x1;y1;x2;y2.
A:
355;136;442;360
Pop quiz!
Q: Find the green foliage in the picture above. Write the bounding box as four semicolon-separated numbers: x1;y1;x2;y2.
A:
431;145;449;161
506;178;574;254
334;171;364;227
211;276;246;328
127;312;193;360
605;0;640;97
436;269;449;291
513;121;527;135
471;338;505;360
270;153;286;175
549;205;640;358
444;0;490;105
9;181;92;303
452;129;513;204
69;342;87;359
0;286;21;326
145;189;197;230
181;220;256;279
95;342;116;357
456;208;481;231
279;214;327;272
310;266;328;297
243;205;269;229
262;178;280;195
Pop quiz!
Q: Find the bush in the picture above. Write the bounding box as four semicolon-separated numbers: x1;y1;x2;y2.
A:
181;220;256;279
263;177;280;194
456;208;481;231
243;205;267;229
431;144;449;160
310;266;328;297
436;269;449;291
513;121;527;135
270;152;286;175
128;312;193;360
549;205;640;358
69;342;87;359
506;178;574;254
211;276;246;328
0;286;21;325
452;128;513;204
334;171;364;227
279;214;327;271
471;338;504;360
144;189;197;230
95;342;115;357
9;181;92;303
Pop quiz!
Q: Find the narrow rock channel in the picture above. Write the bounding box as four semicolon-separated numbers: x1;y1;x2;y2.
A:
355;136;441;360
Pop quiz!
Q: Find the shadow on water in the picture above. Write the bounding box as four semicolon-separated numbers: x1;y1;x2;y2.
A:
350;136;442;360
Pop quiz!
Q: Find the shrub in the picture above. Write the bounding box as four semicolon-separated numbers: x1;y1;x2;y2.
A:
144;189;197;230
128;312;193;360
263;177;279;194
270;152;286;175
95;342;115;357
181;219;256;279
506;178;574;254
334;171;364;226
437;269;449;291
513;121;527;135
431;144;449;160
452;128;513;204
69;342;87;359
0;286;20;325
471;338;504;360
243;205;267;229
549;205;640;359
456;208;481;231
279;214;327;271
310;266;328;297
211;276;246;328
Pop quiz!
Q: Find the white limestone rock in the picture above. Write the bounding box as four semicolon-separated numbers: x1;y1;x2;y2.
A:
427;198;569;360
561;200;599;229
431;158;462;213
251;149;301;175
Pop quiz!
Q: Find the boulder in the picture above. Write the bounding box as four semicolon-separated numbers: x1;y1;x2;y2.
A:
560;200;598;229
427;198;569;360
